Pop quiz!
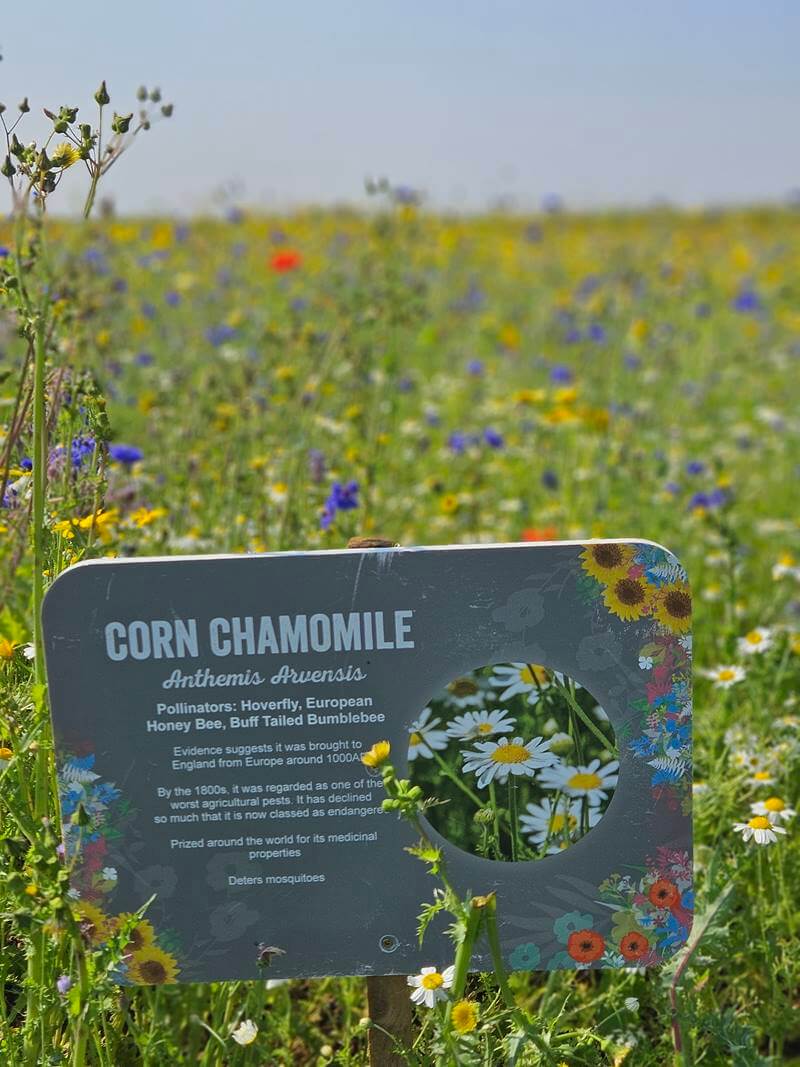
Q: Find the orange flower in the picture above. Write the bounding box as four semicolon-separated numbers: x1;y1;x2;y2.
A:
270;249;302;272
567;928;605;963
521;526;558;542
648;879;679;908
619;931;650;960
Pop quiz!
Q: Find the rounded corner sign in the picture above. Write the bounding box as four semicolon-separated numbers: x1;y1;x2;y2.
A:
43;540;693;985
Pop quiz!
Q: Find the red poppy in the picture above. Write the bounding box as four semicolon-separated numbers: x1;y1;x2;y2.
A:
521;526;558;542
619;931;650;960
270;249;302;272
567;928;605;963
648;879;679;909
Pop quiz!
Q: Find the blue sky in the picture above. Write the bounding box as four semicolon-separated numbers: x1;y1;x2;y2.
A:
1;1;799;214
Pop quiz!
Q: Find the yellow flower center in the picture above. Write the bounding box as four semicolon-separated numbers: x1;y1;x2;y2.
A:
568;771;602;791
477;722;493;734
717;669;736;681
748;816;771;830
409;732;422;746
519;665;548;685
421;972;444;990
452;999;478;1034
745;631;763;645
753;771;771;781
764;797;784;812
490;744;530;765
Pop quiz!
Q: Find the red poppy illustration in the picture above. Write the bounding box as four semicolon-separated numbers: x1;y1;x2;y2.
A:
567;928;605;963
619;931;650;960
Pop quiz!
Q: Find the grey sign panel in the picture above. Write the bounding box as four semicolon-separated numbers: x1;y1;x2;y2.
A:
43;541;693;984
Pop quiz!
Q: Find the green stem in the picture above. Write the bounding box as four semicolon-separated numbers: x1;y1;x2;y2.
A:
508;778;519;862
556;680;617;757
431;750;484;808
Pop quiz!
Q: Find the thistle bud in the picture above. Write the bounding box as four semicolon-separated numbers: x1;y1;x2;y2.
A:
94;81;110;106
136;85;148;101
161;103;173;118
111;112;132;134
1;155;15;178
149;87;161;103
18;97;30;113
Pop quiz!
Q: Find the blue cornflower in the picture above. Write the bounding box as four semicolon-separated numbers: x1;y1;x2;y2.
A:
466;359;484;376
732;289;761;313
205;324;237;346
685;461;704;475
550;364;573;384
331;481;359;511
70;436;96;469
165;290;181;307
448;432;468;455
588;323;606;343
542;470;559;491
135;351;154;366
20;457;33;471
0;246;9;258
109;444;143;466
483;428;504;449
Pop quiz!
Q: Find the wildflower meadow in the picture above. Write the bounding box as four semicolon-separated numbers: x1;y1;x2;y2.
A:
0;79;799;1067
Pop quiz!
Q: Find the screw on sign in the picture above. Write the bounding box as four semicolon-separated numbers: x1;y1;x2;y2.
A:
346;536;413;1067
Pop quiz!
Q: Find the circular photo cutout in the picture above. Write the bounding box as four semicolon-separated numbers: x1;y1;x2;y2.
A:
407;662;618;863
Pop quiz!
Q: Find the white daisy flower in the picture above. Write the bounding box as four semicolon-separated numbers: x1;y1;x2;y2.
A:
692;781;710;795
519;796;601;851
737;628;773;656
23;643;36;660
746;768;776;786
441;675;492;709
638;655;654;670
751;797;796;824
407;964;455;1007
490;663;552;704
732;816;788;846
702;664;745;689
407;707;448;761
462;735;557;788
230;1019;258;1046
539;759;619;805
446;708;516;741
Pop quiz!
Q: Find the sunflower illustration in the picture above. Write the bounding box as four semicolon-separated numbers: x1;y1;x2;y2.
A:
602;575;653;621
127;945;180;985
653;581;692;633
114;914;156;955
73;899;113;945
580;543;634;584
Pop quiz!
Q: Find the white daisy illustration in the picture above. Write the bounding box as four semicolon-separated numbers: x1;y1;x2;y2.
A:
446;708;516;741
461;735;557;788
407;707;448;761
539;759;619;805
519;796;602;851
407;965;455;1007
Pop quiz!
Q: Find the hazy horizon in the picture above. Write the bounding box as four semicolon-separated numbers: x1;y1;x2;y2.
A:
2;1;798;216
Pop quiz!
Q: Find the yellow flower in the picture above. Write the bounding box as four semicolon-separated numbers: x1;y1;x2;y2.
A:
0;637;18;661
24;884;38;896
580;543;634;584
127;944;180;985
130;507;167;528
603;575;652;622
440;494;459;515
498;323;520;349
114;914;156;954
274;365;296;381
451;999;478;1035
0;746;13;760
50;142;80;169
653;581;692;634
74;900;112;945
361;741;391;769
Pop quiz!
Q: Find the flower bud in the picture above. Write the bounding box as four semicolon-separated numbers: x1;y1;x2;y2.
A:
1;155;16;178
18;97;30;113
136;85;148;101
94;81;110;106
161;103;173;118
111;112;132;134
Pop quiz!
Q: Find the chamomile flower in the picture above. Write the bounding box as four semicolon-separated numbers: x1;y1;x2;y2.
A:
407;708;448;762
702;664;745;689
751;797;796;824
462;736;557;788
737;627;773;655
732;816;788;846
490;662;552;704
746;768;776;786
519;796;601;851
441;674;492;709
230;1019;258;1046
446;708;516;741
539;759;619;805
407;965;455;1007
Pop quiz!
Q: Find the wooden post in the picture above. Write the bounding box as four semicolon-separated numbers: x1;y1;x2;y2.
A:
346;536;414;1066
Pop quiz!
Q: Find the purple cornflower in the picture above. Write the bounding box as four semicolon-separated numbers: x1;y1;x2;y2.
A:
70;436;96;469
542;469;559;491
483;428;504;449
135;351;154;366
732;289;761;314
686;461;705;475
466;359;484;376
56;975;73;997
320;480;359;530
448;432;468;455
205;324;237;346
550;364;573;384
165;290;181;307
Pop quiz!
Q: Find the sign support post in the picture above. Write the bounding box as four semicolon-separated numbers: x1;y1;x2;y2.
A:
346;537;414;1067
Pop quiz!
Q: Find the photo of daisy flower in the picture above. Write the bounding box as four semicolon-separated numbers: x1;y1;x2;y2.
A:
732;816;788;846
737;627;773;655
407;707;449;761
539;759;619;805
702;664;746;689
750;797;796;824
490;662;553;703
462;735;557;788
446;707;516;741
